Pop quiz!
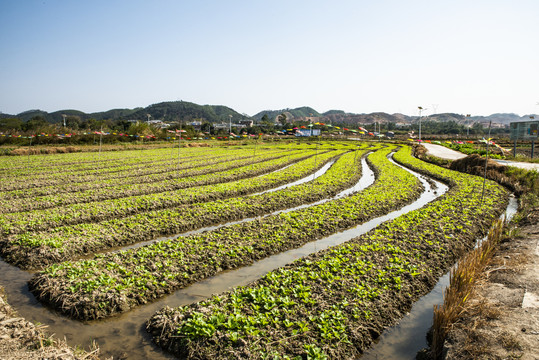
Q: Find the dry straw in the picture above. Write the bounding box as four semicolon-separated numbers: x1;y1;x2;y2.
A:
431;218;504;358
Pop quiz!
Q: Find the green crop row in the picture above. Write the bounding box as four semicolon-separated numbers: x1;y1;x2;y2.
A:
0;149;302;213
0;142;341;180
0;146;255;192
28;145;423;320
0;145;217;177
0;144;192;172
0;145;211;179
144;146;508;359
0;150;336;237
0;149;247;200
0;141;317;173
7;148;363;268
0;143;350;194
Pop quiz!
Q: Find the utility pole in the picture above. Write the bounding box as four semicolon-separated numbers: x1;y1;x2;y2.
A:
530;116;536;158
481;121;492;204
466;114;471;137
418;106;424;142
178;120;182;170
229;115;232;134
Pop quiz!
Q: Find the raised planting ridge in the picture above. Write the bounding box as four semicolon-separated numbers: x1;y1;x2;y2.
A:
28;145;424;320
145;146;509;359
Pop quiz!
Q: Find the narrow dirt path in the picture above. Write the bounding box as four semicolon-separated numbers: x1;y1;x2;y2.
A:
421;143;467;160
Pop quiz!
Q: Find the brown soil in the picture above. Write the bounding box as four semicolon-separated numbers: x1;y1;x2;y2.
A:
183;142;210;147
9;146;81;155
441;209;539;360
1;143;182;156
0;286;106;360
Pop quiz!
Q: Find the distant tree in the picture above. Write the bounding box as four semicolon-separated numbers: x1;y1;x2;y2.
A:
201;122;212;133
102;119;116;132
114;120;132;132
277;113;287;126
182;125;196;138
471;122;484;135
81;118;98;130
24;116;48;131
261;114;274;126
65;116;81;130
249;125;266;135
0;118;23;131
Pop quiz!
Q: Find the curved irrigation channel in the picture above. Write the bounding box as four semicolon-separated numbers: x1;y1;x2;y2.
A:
253;158;335;195
0;155;452;359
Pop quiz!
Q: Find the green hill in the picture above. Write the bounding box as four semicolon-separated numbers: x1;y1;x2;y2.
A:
253;106;321;121
127;101;243;123
4;101;244;124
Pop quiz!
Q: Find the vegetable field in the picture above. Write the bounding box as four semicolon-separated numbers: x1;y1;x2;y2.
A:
0;141;509;359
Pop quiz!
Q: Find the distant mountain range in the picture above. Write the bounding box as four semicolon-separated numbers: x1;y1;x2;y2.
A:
253;108;535;127
1;101;536;126
0;101;244;124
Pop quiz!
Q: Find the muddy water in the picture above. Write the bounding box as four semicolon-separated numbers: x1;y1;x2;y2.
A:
0;157;446;360
360;195;519;360
252;158;335;195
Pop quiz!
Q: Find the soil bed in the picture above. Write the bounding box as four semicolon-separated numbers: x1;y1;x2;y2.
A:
145;147;509;359
0;153;438;360
28;148;424;320
0;150;296;213
2;151;348;269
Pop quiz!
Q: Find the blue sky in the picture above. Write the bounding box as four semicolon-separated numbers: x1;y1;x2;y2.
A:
1;0;538;117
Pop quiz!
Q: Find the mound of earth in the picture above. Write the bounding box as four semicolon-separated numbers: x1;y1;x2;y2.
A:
0;286;106;360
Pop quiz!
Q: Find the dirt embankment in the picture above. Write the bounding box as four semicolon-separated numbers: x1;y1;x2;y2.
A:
0;286;106;360
441;209;539;359
449;154;528;196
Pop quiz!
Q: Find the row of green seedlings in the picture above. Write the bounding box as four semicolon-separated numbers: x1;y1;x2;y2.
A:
0;148;304;212
0;142;199;172
6;148;364;268
0;142;337;181
0;149;227;192
143;145;509;360
28;145;424;320
0;142;347;194
0;145;217;181
0;144;225;178
0;147;260;199
5;142;321;182
0;149;339;236
0;146;266;192
0;140;330;173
